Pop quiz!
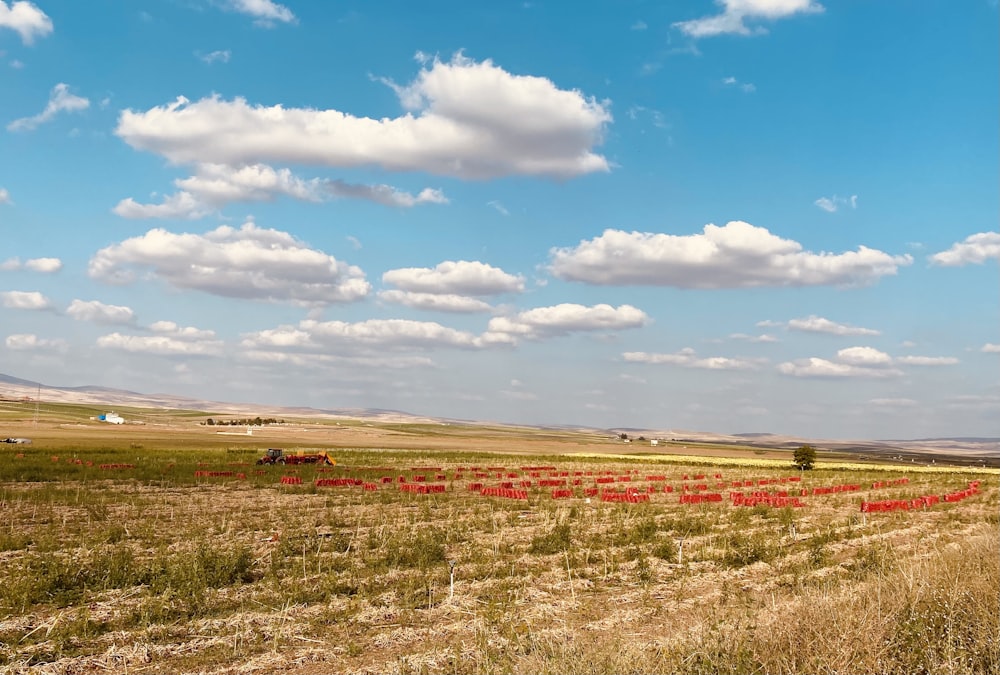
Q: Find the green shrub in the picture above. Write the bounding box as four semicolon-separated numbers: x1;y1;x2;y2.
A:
652;538;678;562
529;523;573;555
721;532;775;568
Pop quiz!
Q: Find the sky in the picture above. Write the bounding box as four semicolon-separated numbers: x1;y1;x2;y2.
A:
0;0;997;440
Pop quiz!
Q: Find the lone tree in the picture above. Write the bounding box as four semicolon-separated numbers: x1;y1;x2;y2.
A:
793;444;817;470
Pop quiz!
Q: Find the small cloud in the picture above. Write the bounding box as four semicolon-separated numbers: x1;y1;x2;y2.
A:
722;76;755;93
346;235;362;250
624;348;764;371
815;194;858;213
900;340;917;348
0;290;52;310
786;315;880;336
487;200;509;216
198;49;231;64
5;333;67;352
627;105;668;129
895;355;959;366
10;59;23;69
0;256;61;272
0;187;10;204
981;343;1000;353
225;0;296;26
729;332;778;343
23;257;61;273
674;0;824;39
929;232;1000;267
631;20;647;30
7;82;89;132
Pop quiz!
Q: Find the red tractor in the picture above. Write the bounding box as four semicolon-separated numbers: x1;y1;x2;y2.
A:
256;448;336;466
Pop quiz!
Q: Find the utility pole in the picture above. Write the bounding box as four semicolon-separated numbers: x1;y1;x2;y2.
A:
33;384;40;426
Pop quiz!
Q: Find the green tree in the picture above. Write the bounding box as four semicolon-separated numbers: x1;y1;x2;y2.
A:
793;444;817;470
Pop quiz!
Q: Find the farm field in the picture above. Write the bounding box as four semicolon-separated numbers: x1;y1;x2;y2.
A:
0;411;998;674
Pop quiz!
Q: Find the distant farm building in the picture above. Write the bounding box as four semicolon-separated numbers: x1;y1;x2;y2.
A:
98;412;125;425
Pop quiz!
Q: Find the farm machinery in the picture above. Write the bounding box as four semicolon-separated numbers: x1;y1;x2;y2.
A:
256;448;336;466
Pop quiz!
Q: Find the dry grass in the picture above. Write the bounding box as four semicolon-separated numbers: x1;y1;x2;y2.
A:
0;413;997;674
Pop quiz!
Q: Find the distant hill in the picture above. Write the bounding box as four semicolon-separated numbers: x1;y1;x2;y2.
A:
2;371;998;463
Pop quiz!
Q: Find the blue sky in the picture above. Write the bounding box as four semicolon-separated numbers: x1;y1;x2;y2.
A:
0;0;997;439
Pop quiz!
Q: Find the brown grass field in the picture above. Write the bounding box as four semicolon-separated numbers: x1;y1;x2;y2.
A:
1;404;997;674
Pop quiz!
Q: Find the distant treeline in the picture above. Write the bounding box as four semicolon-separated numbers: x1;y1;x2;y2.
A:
203;418;284;426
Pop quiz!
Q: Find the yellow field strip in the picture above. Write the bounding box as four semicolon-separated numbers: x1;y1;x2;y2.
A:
567;452;1000;474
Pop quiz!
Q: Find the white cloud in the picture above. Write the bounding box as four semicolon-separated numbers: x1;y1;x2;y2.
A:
778;346;957;377
173;163;322;204
786;315;880;336
487;200;510;216
226;0;295;25
722;76;756;93
23;257;61;273
836;346;892;366
112;191;211;220
815;194;858;213
0;1;52;45
148;320;217;340
326;181;448;207
486;303;649;340
116;53;611;180
383;260;524;296
0;187;10;204
114;164;448;217
895;355;959;366
729;332;778;343
88;222;371;306
675;0;824;38
631;20;647;30
7;83;89;132
777;357;901;379
929;232;1000;266
198;49;231;64
981;343;1000;353
239;350;434;370
0;290;51;310
97;331;223;356
549;221;911;288
0;256;61;272
5;333;66;351
623;348;762;370
377;290;494;314
194;49;233;64
66;299;136;325
241;318;499;353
